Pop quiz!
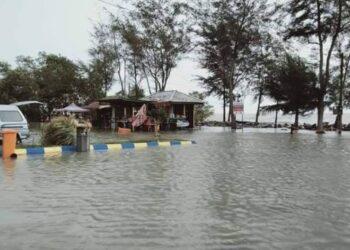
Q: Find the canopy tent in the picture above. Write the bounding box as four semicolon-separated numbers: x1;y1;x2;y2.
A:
54;103;89;113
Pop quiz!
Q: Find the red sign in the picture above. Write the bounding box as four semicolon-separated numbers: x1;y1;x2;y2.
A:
233;102;244;113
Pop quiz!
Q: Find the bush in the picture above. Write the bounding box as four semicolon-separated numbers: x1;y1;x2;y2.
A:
41;116;76;146
148;108;167;123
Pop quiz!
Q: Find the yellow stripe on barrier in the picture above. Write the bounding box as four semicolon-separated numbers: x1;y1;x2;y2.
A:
181;141;192;145
108;144;122;150
134;142;148;149
15;148;27;155
158;141;170;147
44;147;61;154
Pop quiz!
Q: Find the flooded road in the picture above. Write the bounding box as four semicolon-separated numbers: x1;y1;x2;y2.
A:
1;127;350;249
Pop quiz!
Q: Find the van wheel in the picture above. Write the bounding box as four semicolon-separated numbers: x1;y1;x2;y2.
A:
17;135;22;144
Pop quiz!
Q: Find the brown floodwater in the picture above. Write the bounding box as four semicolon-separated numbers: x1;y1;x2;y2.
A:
1;127;350;249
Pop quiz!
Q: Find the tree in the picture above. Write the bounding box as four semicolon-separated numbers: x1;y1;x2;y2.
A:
281;0;350;133
100;0;191;94
0;68;38;104
133;0;191;92
0;58;38;104
189;91;214;125
263;54;318;130
249;32;284;124
36;53;84;116
128;84;145;100
195;0;267;129
76;61;106;103
0;53;109;117
89;24;118;96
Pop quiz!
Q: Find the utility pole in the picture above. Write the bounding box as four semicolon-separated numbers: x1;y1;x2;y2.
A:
338;53;344;134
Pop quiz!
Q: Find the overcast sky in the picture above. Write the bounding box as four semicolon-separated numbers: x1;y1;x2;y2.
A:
0;0;271;116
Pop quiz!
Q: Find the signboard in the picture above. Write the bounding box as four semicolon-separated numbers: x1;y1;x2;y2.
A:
233;102;244;113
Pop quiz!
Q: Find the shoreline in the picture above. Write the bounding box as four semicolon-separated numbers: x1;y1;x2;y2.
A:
201;120;350;131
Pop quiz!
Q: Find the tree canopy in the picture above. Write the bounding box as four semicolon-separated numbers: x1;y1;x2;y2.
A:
263;54;318;127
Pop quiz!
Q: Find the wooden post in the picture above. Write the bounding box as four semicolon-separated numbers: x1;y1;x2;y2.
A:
111;106;116;130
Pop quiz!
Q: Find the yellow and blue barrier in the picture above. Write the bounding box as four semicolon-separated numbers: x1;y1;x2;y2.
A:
7;140;196;157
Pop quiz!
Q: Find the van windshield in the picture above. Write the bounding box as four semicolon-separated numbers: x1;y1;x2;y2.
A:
0;111;23;122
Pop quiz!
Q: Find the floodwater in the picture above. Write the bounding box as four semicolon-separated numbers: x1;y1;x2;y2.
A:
1;127;350;250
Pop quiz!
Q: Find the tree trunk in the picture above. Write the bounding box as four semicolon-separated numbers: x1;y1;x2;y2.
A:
316;101;325;134
223;85;226;124
316;0;325;134
291;109;299;134
338;52;344;134
274;109;278;129
228;80;236;130
255;87;263;124
295;109;299;127
228;105;231;122
335;114;339;129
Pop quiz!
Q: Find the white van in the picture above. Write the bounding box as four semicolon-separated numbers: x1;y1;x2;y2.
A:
0;105;29;142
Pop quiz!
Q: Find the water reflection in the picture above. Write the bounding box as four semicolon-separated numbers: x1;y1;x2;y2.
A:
1;128;350;249
2;158;16;178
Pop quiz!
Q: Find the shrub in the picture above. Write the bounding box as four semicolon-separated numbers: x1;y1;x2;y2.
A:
41;116;76;146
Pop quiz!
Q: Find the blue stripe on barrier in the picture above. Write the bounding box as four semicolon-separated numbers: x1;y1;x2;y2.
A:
93;144;108;151
170;140;181;146
26;147;45;155
62;145;76;153
147;141;159;148
122;142;135;149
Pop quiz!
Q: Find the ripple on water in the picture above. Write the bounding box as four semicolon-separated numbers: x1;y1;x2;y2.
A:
1;129;350;249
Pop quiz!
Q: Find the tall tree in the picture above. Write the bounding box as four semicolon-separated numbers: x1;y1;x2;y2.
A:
281;0;350;133
102;0;191;93
36;53;83;115
249;33;283;124
195;0;267;129
0;57;38;104
133;0;191;92
328;40;350;127
263;54;318;130
89;23;118;96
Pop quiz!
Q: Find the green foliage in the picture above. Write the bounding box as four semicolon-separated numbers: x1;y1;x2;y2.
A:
131;0;191;92
41;116;76;146
0;68;38;104
0;53;105;117
262;54;318;125
36;53;83;114
93;0;191;94
194;0;268;128
189;91;214;124
281;0;350;131
128;85;145;100
89;24;117;95
148;108;167;123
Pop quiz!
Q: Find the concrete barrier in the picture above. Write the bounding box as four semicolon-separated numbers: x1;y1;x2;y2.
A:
11;140;196;157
